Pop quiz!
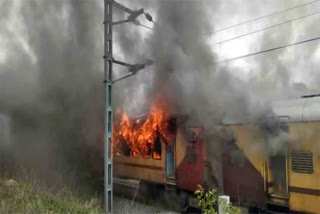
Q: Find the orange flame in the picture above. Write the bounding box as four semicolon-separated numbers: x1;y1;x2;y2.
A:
113;98;173;157
132;150;140;158
152;152;161;160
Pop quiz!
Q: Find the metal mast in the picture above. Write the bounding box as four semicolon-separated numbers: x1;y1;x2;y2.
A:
103;1;153;213
103;0;113;213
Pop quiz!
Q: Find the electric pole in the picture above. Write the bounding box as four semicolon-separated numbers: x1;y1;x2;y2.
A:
103;1;153;213
103;1;113;213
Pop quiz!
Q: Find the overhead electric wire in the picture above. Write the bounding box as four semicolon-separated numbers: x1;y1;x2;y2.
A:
135;1;320;37
211;10;320;46
216;35;320;64
207;0;320;35
135;1;320;36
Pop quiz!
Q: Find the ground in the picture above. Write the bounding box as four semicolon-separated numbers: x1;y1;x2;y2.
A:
114;196;178;214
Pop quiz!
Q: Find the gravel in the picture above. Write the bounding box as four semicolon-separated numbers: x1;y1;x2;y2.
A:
113;196;178;214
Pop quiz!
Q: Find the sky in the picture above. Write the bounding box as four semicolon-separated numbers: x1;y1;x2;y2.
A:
1;0;320;89
207;0;320;85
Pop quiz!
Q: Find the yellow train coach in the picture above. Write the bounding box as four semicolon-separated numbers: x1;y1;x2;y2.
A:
223;95;320;213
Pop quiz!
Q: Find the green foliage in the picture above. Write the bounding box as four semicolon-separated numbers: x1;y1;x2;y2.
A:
194;185;217;214
0;176;103;214
194;185;240;214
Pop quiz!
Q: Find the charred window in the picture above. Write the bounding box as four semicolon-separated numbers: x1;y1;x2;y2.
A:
119;140;131;157
152;134;162;160
113;112;176;160
142;147;151;159
152;151;161;160
168;118;177;135
292;151;313;174
132;150;140;158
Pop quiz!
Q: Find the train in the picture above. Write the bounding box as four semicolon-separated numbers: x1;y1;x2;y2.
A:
113;95;320;213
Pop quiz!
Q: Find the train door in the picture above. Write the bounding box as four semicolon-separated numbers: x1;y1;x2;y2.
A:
166;141;175;180
175;128;205;192
267;144;289;199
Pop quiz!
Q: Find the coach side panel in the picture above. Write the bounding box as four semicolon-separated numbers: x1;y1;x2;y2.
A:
113;142;166;184
287;122;320;213
223;125;266;206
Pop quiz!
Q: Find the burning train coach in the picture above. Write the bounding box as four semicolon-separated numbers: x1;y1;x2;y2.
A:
113;99;204;193
113;95;320;213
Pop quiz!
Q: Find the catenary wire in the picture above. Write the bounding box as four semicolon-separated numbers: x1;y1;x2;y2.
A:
216;36;320;64
207;0;320;35
211;10;320;46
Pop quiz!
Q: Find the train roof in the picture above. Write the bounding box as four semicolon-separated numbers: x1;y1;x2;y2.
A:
128;95;320;125
272;96;320;122
224;95;320;125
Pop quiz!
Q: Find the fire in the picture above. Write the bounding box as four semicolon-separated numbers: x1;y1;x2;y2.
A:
113;98;173;157
132;150;140;158
152;152;161;160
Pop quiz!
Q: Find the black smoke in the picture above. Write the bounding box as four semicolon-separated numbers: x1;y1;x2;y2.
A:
0;0;104;190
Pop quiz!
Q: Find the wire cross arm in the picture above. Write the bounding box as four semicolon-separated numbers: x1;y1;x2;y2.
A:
112;58;153;68
112;58;133;67
111;59;154;84
110;0;154;26
112;73;135;84
112;9;144;25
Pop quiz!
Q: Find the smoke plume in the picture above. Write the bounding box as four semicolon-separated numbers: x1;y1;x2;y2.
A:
1;0;320;193
0;0;104;189
116;0;320;145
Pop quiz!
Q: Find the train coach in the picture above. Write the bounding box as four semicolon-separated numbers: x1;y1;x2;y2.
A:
113;116;208;211
224;95;320;213
113;95;320;213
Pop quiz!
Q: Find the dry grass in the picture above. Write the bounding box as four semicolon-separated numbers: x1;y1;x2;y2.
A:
0;175;103;214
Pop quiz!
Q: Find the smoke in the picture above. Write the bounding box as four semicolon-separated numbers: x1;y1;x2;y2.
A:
0;0;104;189
114;0;319;128
1;0;320;194
115;0;320;145
112;0;320;192
146;1;251;128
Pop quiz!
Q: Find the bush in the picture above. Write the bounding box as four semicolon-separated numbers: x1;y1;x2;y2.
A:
194;185;240;214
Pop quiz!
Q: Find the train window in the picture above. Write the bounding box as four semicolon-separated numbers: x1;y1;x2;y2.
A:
132;150;140;158
152;151;161;160
230;150;244;168
292;151;313;174
152;135;162;160
119;141;130;157
142;150;151;159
